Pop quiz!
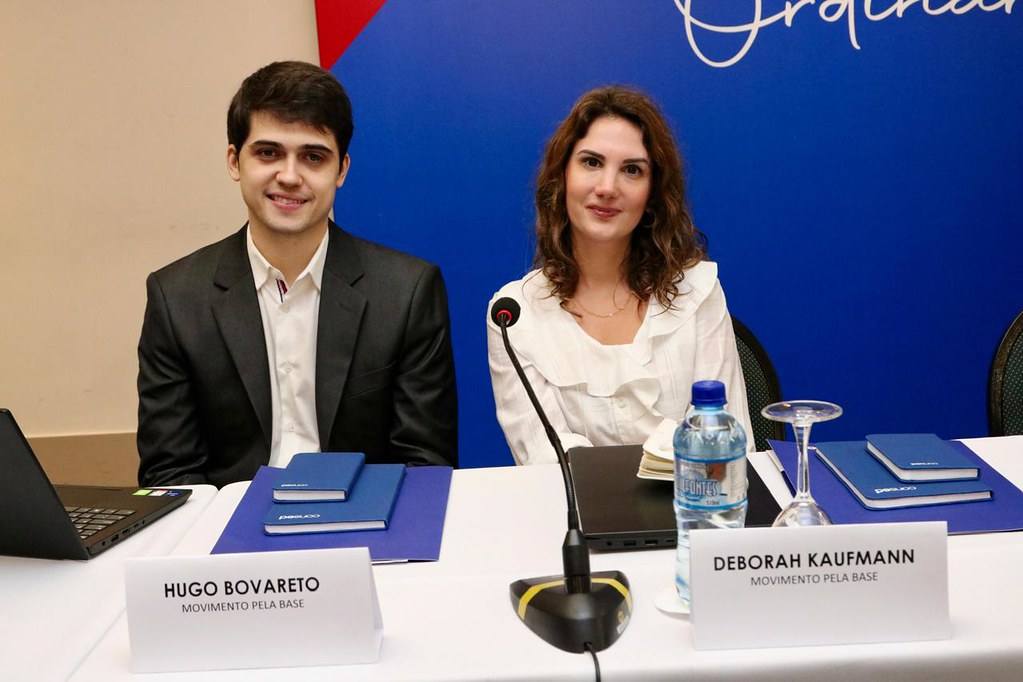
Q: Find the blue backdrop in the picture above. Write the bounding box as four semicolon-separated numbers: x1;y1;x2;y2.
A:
328;1;1022;468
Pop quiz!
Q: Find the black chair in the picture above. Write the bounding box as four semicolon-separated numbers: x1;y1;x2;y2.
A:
988;310;1023;436
732;316;785;451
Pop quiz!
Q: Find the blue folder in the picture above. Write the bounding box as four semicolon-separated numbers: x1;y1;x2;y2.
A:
769;439;1023;534
212;465;452;561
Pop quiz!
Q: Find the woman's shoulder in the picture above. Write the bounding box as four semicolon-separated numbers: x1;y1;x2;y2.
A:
492;268;543;297
489;269;562;315
676;259;719;298
643;260;724;337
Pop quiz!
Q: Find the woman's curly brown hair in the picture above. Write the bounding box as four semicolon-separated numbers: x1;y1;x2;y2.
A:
534;86;706;309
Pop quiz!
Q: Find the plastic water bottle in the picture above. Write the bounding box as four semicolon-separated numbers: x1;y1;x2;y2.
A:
674;380;748;607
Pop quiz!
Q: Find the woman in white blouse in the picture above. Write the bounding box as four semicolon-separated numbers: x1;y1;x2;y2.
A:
487;86;752;465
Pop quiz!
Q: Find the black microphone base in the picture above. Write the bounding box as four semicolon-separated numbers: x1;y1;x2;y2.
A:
509;570;631;653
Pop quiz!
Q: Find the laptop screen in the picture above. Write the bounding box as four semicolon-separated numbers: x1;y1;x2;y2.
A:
0;408;190;559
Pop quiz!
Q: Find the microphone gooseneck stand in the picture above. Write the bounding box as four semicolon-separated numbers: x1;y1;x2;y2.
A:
492;298;631;654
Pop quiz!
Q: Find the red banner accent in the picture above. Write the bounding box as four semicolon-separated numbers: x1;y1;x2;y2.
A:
315;0;388;69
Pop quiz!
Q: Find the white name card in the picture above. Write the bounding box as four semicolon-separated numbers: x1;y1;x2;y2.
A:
689;521;949;650
125;547;382;672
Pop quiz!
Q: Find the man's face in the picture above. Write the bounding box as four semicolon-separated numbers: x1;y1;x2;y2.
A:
227;111;349;241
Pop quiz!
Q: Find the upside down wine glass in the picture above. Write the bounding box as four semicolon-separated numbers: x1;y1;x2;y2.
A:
761;400;842;527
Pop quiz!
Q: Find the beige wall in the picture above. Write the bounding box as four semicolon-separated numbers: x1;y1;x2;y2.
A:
0;1;318;443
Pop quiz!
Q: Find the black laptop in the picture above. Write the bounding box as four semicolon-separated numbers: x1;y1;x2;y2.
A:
568;444;782;550
0;408;191;560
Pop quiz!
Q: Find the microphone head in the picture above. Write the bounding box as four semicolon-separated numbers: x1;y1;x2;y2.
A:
491;297;521;328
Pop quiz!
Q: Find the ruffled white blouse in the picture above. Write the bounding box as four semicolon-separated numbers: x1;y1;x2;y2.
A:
487;261;752;465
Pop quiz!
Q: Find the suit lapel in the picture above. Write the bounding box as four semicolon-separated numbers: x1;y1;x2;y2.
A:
316;225;367;449
211;227;272;445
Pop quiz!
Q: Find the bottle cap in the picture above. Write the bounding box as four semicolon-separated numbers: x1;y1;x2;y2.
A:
691;380;726;406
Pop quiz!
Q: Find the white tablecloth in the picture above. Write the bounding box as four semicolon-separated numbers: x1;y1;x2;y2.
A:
67;437;1023;681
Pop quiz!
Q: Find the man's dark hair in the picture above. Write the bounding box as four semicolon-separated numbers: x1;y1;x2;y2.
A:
227;61;354;162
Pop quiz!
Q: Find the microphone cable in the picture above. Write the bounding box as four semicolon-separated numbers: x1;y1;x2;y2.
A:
584;642;601;681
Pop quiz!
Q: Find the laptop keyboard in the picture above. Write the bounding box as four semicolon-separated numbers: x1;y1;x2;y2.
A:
64;507;136;539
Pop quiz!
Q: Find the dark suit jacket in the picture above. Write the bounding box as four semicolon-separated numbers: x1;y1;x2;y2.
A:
137;223;457;487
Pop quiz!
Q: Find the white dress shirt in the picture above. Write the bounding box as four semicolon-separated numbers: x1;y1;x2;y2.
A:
247;229;328;468
487;261;752;465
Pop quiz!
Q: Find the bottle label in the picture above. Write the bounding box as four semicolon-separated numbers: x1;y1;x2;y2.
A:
676;459;747;511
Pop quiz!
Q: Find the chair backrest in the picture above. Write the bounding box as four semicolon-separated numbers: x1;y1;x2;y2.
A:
732;316;786;451
988;310;1023;437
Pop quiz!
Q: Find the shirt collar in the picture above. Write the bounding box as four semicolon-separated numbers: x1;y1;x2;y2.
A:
246;226;329;292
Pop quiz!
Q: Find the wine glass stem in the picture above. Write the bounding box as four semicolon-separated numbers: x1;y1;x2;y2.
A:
793;422;814;502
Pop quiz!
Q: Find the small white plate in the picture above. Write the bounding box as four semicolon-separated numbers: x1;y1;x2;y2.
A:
654;585;690;616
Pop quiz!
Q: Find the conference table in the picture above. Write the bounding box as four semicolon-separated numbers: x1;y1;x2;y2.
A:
47;435;1021;681
0;485;217;682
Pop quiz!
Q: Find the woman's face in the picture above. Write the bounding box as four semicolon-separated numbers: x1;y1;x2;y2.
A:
564;115;652;252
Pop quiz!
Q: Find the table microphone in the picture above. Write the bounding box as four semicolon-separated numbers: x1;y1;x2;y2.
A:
490;297;631;653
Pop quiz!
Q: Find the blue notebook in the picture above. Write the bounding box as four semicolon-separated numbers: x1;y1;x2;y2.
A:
769;439;1023;534
264;464;405;534
815;441;991;509
273;452;366;502
866;433;979;482
212;465;452;561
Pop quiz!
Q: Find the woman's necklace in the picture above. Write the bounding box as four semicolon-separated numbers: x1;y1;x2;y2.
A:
569;281;629;319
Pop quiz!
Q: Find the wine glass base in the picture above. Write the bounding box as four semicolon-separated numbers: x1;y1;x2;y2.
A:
773;500;832;527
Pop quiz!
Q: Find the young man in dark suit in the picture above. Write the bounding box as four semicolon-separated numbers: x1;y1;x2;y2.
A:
137;61;457;487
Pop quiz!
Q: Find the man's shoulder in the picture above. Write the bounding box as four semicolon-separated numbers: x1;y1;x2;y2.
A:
340;229;436;273
148;229;245;287
328;228;442;293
